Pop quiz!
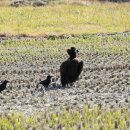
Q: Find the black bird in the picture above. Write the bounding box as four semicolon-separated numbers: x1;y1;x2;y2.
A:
60;47;83;87
38;75;53;88
0;80;9;93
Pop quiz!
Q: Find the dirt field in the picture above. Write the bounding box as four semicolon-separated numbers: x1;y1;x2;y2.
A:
0;32;130;114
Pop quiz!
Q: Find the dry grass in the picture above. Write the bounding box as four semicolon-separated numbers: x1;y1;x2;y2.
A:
0;0;10;6
0;3;130;36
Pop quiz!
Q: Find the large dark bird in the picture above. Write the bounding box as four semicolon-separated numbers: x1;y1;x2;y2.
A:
60;47;83;87
0;80;9;92
38;75;53;88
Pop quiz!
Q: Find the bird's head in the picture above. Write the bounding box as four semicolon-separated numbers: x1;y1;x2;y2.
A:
3;80;9;84
67;47;79;59
47;75;53;79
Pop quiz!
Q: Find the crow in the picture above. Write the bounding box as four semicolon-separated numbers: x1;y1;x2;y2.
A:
0;80;9;93
60;47;83;87
38;75;53;88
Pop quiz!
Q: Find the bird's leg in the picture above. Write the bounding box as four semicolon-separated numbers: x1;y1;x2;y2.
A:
62;84;66;88
69;83;73;88
41;87;45;96
73;82;77;88
44;86;48;91
69;82;77;88
67;83;70;88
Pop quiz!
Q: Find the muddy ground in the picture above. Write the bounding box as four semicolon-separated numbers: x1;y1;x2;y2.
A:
0;32;130;113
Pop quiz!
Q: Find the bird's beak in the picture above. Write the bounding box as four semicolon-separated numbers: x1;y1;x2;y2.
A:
76;50;79;54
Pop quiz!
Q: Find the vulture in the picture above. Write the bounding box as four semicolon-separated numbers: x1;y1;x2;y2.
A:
60;47;83;86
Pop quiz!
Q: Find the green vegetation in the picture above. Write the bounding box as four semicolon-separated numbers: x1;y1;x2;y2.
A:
0;3;130;35
0;33;130;63
0;107;130;130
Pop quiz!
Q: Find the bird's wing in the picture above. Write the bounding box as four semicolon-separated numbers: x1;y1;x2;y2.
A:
77;60;83;77
60;61;68;75
60;60;70;85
